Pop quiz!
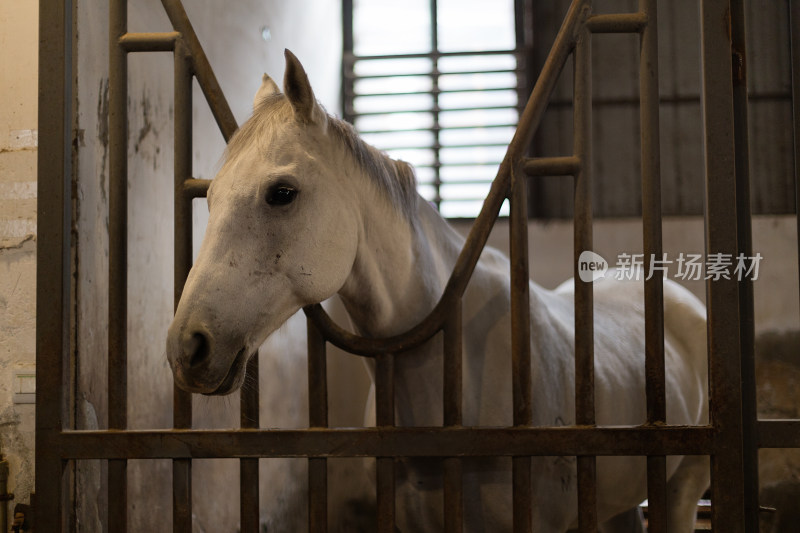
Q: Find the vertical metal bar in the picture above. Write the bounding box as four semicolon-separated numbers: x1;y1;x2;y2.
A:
700;1;746;531
573;19;598;533
639;1;668;531
510;161;532;533
730;0;758;530
173;37;194;532
791;0;800;406
341;0;354;123
240;357;260;533
308;318;328;533
108;0;128;530
36;0;73;529
443;303;463;533
375;354;395;533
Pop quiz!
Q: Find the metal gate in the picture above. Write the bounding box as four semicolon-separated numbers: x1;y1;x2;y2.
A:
35;0;799;531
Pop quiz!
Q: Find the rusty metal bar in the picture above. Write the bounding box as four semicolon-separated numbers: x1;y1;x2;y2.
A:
586;12;647;33
638;0;667;531
36;0;74;529
730;0;758;530
108;0;129;530
375;354;395;533
53;426;716;459
510;158;533;532
523;156;580;176
758;420;800;447
793;0;800;337
160;0;238;142
240;357;260;533
308;318;328;533
173;37;194;532
700;0;746;531
119;31;179;52
304;0;589;355
443;304;463;532
573;15;598;533
183;178;212;199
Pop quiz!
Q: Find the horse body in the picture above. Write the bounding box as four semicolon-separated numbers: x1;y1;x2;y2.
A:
167;50;709;532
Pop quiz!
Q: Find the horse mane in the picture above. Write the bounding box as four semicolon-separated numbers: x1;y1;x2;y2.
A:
225;94;419;220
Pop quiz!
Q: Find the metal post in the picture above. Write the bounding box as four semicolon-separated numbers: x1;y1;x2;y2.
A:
375;354;396;533
173;37;194;532
700;0;746;531
573;17;598;533
308;318;329;533
36;0;74;530
108;0;129;529
638;0;668;530
443;304;463;533
240;357;260;533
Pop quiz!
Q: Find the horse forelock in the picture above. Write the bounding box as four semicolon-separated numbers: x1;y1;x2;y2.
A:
224;94;419;220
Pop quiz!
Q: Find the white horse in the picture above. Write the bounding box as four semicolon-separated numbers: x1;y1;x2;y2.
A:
166;50;710;532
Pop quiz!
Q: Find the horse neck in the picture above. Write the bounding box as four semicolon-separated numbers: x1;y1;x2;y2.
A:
337;188;458;339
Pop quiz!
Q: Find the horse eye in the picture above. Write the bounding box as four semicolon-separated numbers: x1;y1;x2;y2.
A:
266;185;298;206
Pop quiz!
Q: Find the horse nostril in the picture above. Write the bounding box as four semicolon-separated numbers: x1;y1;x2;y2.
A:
185;331;210;369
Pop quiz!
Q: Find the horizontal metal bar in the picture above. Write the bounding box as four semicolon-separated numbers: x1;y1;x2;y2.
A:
523;156;580;176
373;142;511;152
182;178;211;198
544;91;791;109
758;419;800;448
119;31;179;52
345;48;526;63
586;12;648;33
53;426;715;459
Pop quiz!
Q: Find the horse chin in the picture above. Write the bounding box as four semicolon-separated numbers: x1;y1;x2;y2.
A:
204;347;248;396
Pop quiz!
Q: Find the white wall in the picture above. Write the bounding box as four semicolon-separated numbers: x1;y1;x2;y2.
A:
0;0;39;518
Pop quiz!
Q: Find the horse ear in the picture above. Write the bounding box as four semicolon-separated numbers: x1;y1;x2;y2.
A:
283;49;325;124
253;73;280;110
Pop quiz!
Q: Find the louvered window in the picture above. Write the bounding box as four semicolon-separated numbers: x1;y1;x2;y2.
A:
343;0;530;218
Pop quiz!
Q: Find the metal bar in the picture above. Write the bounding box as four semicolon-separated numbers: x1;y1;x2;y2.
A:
359;123;518;135
586;12;647;33
573;15;598;533
523;156;580;176
342;0;354;122
240;357;260;533
638;1;668;530
758;420;800;447
108;0;129;530
308;318;328;533
182;178;212;198
791;0;800;409
353;85;523;100
443;304;463;533
375;354;395;533
173;37;194;533
160;0;238;142
53;426;716;459
36;0;73;529
119;31;179;52
700;0;746;530
510;158;533;532
730;1;758;530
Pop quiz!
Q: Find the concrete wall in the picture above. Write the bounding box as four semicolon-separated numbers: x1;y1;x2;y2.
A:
0;0;39;519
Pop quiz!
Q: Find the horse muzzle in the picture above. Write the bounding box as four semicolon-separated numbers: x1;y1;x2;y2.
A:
167;325;248;395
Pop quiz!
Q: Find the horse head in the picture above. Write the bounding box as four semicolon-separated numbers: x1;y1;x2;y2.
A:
166;50;360;395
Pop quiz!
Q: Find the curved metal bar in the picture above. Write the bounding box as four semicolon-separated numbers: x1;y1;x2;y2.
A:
304;0;591;357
